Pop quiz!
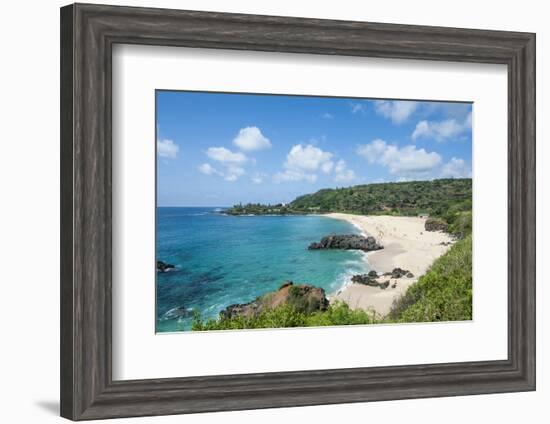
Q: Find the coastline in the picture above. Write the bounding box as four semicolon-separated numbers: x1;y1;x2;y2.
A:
325;213;454;316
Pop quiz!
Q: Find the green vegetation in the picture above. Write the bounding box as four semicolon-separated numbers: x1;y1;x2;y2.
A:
290;178;471;216
224;203;301;215
388;234;472;322
225;179;472;236
448;211;472;239
192;301;380;331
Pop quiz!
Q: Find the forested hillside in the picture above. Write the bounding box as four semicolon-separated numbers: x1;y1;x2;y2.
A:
227;178;470;216
289;178;471;216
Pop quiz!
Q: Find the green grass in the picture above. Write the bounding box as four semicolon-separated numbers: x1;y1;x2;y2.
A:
388;235;472;322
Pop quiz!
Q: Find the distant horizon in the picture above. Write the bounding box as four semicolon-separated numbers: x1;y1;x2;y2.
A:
157;91;472;206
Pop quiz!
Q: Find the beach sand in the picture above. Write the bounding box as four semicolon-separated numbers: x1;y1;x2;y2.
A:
327;214;454;317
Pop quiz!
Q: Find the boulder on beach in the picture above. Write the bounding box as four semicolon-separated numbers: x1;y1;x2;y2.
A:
308;234;383;252
352;273;379;286
391;267;410;278
221;281;329;319
351;273;392;290
425;217;449;232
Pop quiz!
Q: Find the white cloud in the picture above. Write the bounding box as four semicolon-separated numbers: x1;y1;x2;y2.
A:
274;169;318;183
321;161;334;173
224;166;246;182
334;160;356;183
206;147;247;164
274;144;334;183
322;112;334;119
198;163;245;182
285;144;333;173
375;100;418;124
232;126;271;151
440;157;471;178
201;147;247;182
350;103;365;114
198;163;221;176
357;139;442;177
382;145;442;174
251;172;268;184
157;139;179;159
356;139;387;163
412;112;472;142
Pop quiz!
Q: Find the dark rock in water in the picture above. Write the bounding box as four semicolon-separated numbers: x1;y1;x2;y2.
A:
308;234;383;252
221;282;329;319
161;306;194;321
157;260;175;272
406;272;414;278
379;281;390;290
391;267;410;278
425;218;449;232
368;270;378;278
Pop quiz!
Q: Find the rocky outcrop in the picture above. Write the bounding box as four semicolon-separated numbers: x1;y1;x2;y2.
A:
221;282;329;319
352;273;378;286
387;267;413;278
308;234;383;252
425;218;449;232
352;267;414;289
157;260;175;272
351;273;390;289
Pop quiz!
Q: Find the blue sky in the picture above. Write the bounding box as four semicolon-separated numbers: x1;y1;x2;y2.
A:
156;91;472;207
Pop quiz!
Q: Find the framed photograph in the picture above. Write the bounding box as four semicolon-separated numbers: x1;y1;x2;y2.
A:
60;3;535;420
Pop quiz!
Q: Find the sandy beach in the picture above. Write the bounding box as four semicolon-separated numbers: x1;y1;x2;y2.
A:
328;213;454;317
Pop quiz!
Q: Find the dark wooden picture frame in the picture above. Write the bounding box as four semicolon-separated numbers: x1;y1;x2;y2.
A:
60;3;536;420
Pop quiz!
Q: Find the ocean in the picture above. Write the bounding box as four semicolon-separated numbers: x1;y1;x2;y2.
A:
156;207;369;332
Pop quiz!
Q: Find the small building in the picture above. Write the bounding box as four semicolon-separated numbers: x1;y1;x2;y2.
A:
418;213;430;219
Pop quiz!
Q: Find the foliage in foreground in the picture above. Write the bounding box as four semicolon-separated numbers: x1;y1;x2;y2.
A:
192;301;380;331
388;235;472;322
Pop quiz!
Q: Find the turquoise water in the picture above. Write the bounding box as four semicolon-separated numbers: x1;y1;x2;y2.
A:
156;207;368;332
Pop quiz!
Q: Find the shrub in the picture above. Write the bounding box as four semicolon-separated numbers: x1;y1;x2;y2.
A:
448;211;472;239
192;301;380;331
425;217;449;232
192;304;308;331
388;235;472;322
